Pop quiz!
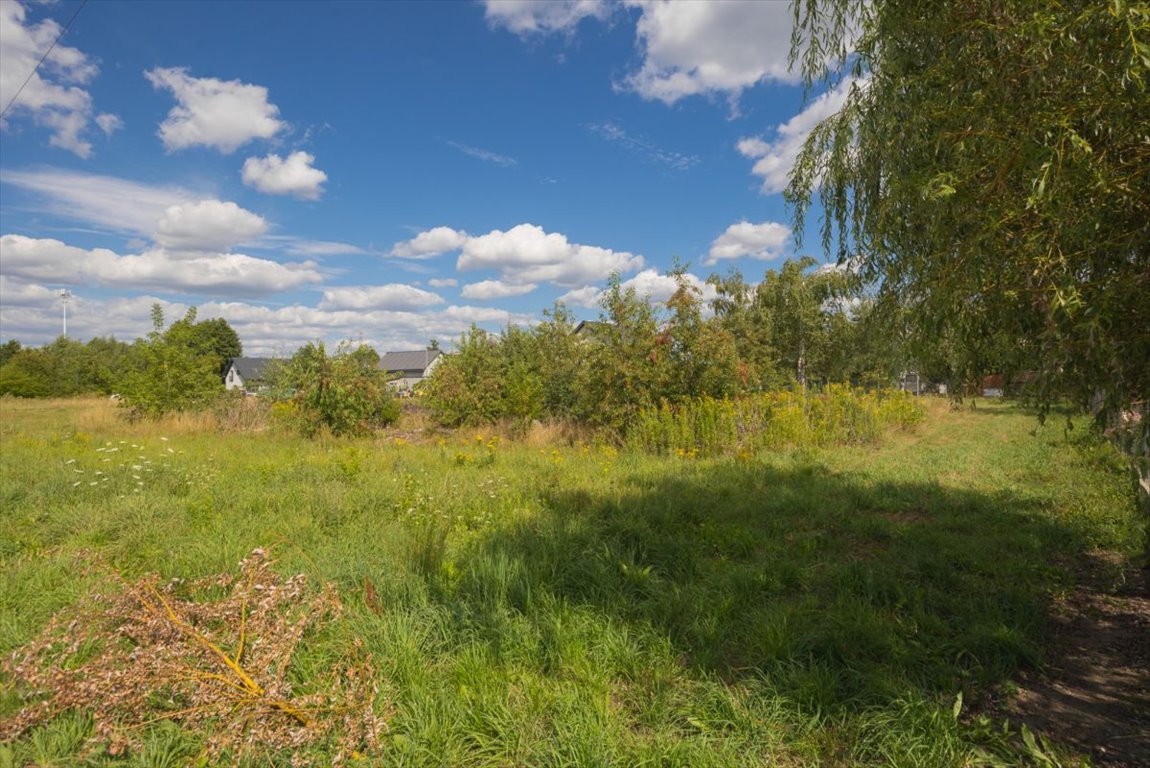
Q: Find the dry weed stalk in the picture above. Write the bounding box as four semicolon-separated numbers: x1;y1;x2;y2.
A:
2;548;388;764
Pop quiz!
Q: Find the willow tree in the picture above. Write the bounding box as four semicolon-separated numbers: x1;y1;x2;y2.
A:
787;0;1149;497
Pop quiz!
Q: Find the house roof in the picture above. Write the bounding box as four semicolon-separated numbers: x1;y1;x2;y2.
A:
228;357;274;381
378;349;442;375
574;320;610;336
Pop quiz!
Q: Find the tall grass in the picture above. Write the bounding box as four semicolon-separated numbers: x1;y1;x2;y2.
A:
0;396;1141;766
627;385;925;456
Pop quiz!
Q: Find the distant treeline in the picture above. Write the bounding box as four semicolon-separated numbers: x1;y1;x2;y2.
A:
0;307;240;403
422;260;920;434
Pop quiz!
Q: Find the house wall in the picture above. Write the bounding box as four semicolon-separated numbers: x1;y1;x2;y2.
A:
225;367;245;391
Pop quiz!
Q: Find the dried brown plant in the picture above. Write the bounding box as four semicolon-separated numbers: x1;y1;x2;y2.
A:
2;549;389;765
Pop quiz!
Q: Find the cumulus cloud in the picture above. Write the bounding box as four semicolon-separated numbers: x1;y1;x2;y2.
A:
0;290;193;344
0;168;201;236
146;67;285;153
0;234;320;296
185;301;534;356
483;0;612;35
0;274;60;307
0;1;120;157
737;76;863;194
558;268;717;309
242;151;327;199
94;113;123;136
319;284;445;311
706;220;791;265
619;268;717;305
390;226;469;259
428;278;458;288
556;284;602;309
460;279;538;300
458;223;643;287
0;274;542;352
153;200;268;252
622;0;797;106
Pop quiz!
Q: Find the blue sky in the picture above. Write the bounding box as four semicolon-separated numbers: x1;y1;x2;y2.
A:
0;0;850;355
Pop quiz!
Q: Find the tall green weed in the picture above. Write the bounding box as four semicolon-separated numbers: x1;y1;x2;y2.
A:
627;385;924;456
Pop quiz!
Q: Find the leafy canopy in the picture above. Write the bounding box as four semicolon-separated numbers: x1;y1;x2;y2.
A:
787;0;1149;419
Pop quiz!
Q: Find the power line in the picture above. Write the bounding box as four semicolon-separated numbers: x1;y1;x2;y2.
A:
0;0;90;121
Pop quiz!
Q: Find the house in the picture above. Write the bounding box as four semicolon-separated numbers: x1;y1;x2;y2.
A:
378;348;443;391
897;369;924;395
573;320;610;339
224;357;274;393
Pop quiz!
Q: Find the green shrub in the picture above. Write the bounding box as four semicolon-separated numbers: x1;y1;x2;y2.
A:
627;386;925;456
272;341;399;437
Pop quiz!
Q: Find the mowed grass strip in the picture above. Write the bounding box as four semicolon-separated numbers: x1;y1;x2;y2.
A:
0;396;1142;766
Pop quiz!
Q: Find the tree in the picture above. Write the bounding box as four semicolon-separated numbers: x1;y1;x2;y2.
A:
707;269;778;390
118;305;222;417
788;0;1150;528
167;312;242;374
423;327;509;427
787;0;1149;418
661;267;741;400
0;340;21;368
276;341;399;437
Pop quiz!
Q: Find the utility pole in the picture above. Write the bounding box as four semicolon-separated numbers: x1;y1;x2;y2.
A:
59;289;72;339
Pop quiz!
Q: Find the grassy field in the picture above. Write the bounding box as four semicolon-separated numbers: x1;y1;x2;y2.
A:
0;396;1142;766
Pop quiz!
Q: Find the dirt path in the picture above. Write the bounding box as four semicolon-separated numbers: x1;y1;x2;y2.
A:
1011;554;1150;767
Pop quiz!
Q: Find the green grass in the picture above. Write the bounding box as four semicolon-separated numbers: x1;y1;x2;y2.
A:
0;396;1142;766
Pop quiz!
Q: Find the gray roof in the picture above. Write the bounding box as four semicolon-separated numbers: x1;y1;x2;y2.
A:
378;349;442;375
228;357;274;381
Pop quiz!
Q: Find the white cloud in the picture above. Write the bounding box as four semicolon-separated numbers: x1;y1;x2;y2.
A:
446;140;517;167
281;239;367;257
620;268;718;305
390;226;469;259
146;67;285;153
428;277;458;288
458;223;643;286
460;279;538;300
440;304;531;325
623;0;797;105
0;277;540;352
153;200;268;252
0;290;193;344
95;113;123;136
587;122;699;170
1;168;202;235
556;284;602;309
483;0;612;35
319;284;444;311
706;220;791;265
0;274;60;307
557;268;717;309
0;1;115;157
0;234;320;296
737;76;862;194
242;151;327;199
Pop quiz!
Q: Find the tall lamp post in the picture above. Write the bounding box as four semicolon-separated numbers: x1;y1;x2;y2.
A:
59;289;72;339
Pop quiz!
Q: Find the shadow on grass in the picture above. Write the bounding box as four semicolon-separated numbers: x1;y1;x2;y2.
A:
448;455;1083;717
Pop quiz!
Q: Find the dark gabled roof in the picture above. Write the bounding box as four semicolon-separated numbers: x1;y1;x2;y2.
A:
228;357;274;381
378;348;442;375
574;320;610;336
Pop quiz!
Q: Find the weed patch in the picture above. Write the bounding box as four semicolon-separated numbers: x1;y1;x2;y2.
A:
2;549;387;764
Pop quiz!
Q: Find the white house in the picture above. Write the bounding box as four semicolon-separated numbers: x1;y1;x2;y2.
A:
224;357;274;393
378;349;443;391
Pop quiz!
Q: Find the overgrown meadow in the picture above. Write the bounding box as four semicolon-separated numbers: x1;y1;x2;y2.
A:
0;395;1142;766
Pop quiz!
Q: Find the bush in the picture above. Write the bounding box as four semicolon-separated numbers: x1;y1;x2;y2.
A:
272;342;399;437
